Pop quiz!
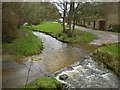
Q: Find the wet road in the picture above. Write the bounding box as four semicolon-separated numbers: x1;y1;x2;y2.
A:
75;26;119;45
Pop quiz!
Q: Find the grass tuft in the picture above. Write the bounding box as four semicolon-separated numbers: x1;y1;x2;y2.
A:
16;77;64;89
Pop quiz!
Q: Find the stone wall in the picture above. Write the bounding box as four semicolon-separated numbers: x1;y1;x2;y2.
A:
104;2;119;31
84;2;119;31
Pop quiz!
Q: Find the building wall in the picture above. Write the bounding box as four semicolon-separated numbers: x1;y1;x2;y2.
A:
104;2;119;29
84;2;119;31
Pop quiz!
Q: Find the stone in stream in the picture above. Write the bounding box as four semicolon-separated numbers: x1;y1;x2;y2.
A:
84;56;90;59
65;66;74;71
59;74;68;80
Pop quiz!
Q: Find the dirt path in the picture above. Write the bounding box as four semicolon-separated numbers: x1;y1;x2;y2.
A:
75;26;119;45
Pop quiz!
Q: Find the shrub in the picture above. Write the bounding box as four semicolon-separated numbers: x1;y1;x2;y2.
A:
93;43;119;77
101;42;112;46
111;25;120;33
2;9;19;42
93;50;119;77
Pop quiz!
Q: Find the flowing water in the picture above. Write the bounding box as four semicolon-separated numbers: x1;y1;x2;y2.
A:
2;31;89;88
24;32;88;74
2;31;119;88
55;55;119;88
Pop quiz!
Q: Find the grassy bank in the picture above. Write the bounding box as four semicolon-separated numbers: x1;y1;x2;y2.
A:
3;28;43;61
23;22;95;43
16;77;64;89
93;42;119;77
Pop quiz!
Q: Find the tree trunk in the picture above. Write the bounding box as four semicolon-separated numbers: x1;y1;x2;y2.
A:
72;18;75;34
63;17;65;33
63;2;67;33
72;5;76;34
67;2;75;37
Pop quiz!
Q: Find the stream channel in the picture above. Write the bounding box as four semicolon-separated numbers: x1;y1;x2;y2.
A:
2;31;119;88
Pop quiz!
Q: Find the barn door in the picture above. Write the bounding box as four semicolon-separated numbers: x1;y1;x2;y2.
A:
99;20;105;30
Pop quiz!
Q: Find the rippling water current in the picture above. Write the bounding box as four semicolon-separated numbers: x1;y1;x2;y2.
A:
2;31;118;88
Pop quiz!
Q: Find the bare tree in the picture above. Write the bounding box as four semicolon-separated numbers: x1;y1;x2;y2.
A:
53;1;84;37
2;2;60;42
53;1;69;33
72;2;83;34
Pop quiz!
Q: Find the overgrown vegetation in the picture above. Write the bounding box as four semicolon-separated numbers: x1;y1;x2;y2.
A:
111;25;120;33
93;43;119;77
2;2;60;61
16;77;64;89
101;42;112;46
2;2;60;43
23;22;95;43
2;29;43;61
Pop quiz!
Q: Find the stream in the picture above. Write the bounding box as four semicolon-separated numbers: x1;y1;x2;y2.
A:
2;31;119;88
2;31;88;88
54;55;118;88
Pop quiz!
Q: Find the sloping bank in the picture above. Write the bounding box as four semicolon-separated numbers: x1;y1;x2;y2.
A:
2;28;43;62
92;42;119;77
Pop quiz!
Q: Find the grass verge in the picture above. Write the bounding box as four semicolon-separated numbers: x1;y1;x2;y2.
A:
16;77;64;89
92;42;119;77
2;28;43;61
22;22;95;43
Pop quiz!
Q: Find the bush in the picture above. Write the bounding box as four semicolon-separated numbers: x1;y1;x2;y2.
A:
2;9;19;42
101;42;112;46
111;25;120;33
93;50;119;77
93;43;119;77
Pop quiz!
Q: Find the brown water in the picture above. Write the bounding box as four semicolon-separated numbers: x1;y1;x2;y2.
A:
2;31;89;88
24;32;89;75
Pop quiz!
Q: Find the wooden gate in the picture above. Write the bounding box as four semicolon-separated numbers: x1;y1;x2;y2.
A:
99;20;105;30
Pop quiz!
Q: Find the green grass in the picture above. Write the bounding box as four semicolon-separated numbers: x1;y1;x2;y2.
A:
72;30;95;42
93;42;119;77
22;22;95;43
22;22;62;33
96;43;119;57
3;28;43;60
16;77;64;89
